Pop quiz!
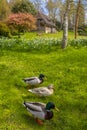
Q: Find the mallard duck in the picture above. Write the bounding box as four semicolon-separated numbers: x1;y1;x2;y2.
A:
23;101;59;125
28;84;54;97
23;74;45;88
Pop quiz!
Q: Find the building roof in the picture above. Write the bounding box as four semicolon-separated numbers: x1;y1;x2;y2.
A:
36;11;56;27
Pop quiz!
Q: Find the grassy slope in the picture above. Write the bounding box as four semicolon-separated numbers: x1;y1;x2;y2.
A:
0;46;87;130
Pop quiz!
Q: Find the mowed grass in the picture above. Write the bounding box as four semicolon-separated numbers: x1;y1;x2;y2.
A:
21;31;87;40
0;43;87;130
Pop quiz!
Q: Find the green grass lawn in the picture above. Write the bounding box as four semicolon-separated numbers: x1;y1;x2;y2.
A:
0;42;87;130
21;31;87;40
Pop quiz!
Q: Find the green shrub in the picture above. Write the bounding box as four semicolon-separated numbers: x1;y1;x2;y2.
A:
0;22;11;38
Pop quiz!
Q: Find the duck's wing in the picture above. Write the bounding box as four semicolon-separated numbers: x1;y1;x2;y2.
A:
29;87;51;96
23;77;41;85
38;88;52;96
23;102;46;112
29;87;47;92
23;77;38;81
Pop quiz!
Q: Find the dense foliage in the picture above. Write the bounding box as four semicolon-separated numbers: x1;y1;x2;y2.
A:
78;25;87;36
0;0;10;20
0;38;87;51
11;0;37;15
0;22;11;38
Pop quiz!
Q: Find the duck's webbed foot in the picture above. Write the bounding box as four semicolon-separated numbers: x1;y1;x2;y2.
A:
36;118;44;125
27;85;31;89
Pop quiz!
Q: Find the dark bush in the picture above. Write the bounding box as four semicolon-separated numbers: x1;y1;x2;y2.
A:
55;20;62;31
8;25;18;36
78;25;87;36
0;22;11;38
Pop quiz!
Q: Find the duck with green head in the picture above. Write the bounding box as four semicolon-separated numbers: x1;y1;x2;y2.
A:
23;101;59;125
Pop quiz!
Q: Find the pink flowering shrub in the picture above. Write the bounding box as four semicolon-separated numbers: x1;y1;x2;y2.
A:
7;13;36;34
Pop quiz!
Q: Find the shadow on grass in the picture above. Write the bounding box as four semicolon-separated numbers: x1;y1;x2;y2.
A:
22;113;44;127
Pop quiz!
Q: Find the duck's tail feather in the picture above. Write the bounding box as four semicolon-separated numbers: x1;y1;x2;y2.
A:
23;101;27;107
22;79;26;82
28;89;33;92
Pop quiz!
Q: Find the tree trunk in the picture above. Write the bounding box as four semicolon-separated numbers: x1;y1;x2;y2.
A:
75;0;81;39
62;12;68;48
62;0;70;49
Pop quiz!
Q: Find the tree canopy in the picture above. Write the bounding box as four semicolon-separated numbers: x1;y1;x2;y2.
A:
11;0;37;15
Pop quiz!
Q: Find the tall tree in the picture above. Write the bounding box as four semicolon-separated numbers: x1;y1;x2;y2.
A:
74;0;86;39
68;0;76;30
0;0;10;20
30;0;46;13
62;0;70;49
61;0;86;47
75;0;81;39
46;0;61;20
78;3;85;26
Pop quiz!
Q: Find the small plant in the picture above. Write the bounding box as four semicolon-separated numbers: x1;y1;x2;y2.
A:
0;38;87;51
0;38;62;52
69;39;87;47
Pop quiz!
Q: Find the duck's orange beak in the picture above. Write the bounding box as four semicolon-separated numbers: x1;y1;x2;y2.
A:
44;77;47;80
